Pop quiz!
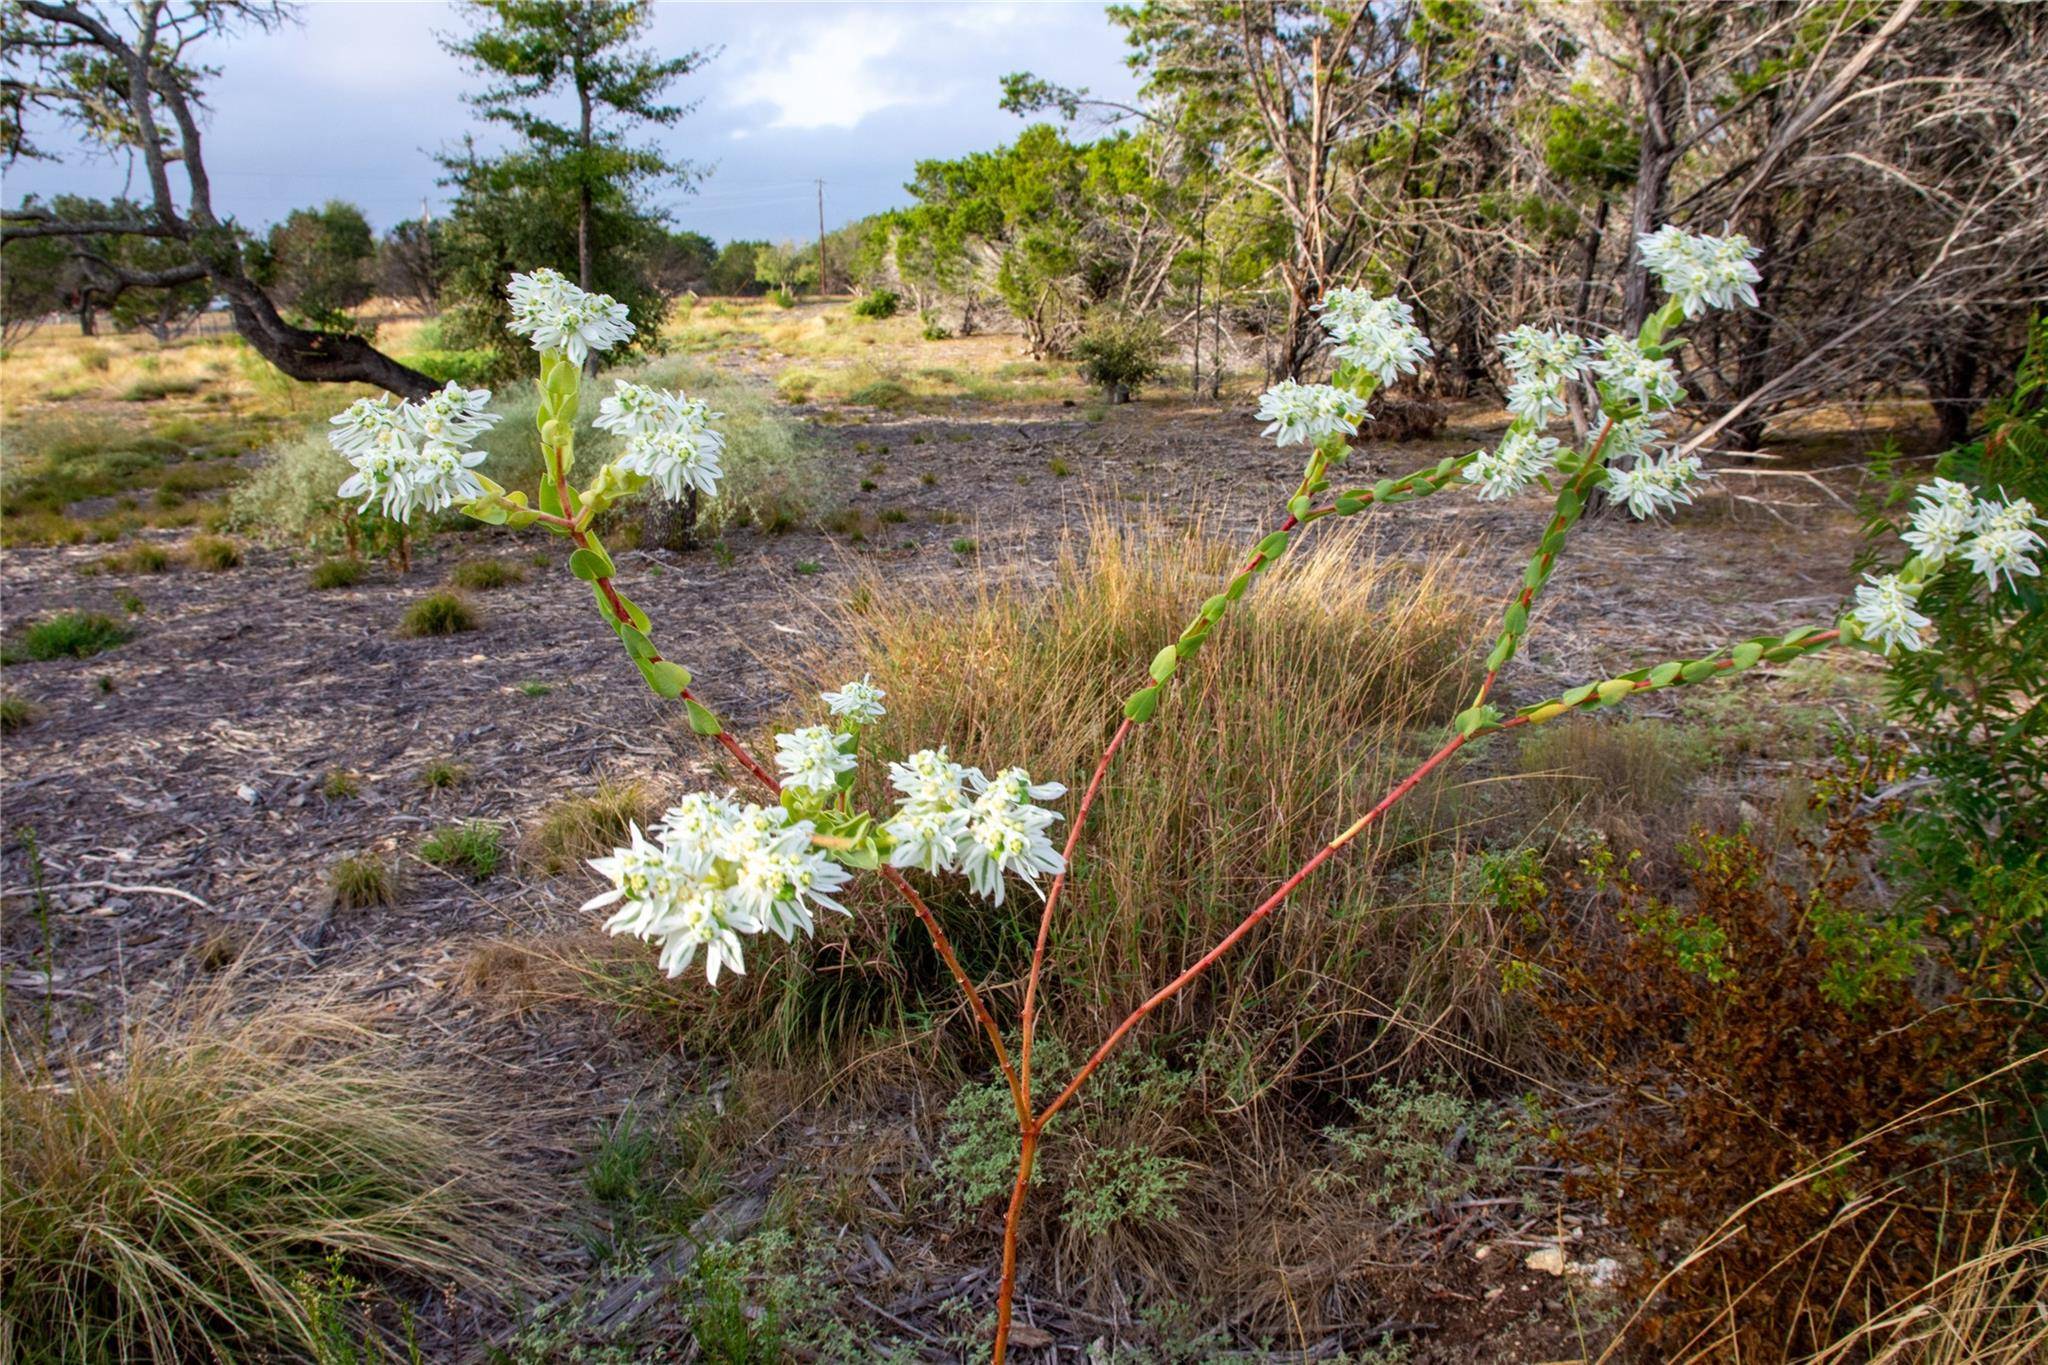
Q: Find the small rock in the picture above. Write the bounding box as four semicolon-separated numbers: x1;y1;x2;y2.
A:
1524;1245;1567;1276
1571;1255;1625;1288
236;783;261;805
1008;1325;1054;1349
1483;1285;1504;1302
1471;1244;1493;1261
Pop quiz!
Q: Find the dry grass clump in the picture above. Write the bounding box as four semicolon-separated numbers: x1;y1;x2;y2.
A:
184;534;242;571
0;997;542;1361
1510;714;1710;854
673;516;1492;1097
327;854;395;910
520;778;657;875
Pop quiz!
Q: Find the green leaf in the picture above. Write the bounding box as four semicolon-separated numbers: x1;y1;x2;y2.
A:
1123;686;1161;723
1288;493;1311;520
1561;683;1599;707
1504;602;1528;635
1730;642;1766;670
684;699;722;735
1681;659;1720;683
1334;494;1366;516
608;588;651;634
1200;594;1228;622
636;657;692;699
1596;678;1636;704
1454;703;1502;737
1148;645;1178;684
1648;661;1684;687
1254;530;1290;561
1485;633;1514;670
568;547;615;582
617;624;657;661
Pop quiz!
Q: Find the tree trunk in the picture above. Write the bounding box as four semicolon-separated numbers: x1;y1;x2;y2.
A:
1573;198;1611;328
1935;337;1981;448
578;83;595;293
216;274;439;399
1621;29;1679;332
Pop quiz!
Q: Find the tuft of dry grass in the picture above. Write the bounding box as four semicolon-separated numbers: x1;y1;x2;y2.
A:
667;515;1501;1099
183;534;242;571
327;854;395;910
0;994;545;1362
520;778;658;875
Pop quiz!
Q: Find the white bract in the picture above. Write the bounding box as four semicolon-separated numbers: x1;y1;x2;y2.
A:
1607;450;1708;520
1465;428;1562;501
1637;226;1763;318
774;725;857;793
1849;573;1932;654
585;801;850;986
506;267;634;365
1256;380;1369;448
1317;289;1434;387
880;750;1065;904
593;381;727;502
1592;336;1686;414
330;382;502;523
821;676;887;726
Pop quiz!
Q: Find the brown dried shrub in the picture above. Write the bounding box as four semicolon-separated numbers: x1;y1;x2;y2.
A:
1513;822;2033;1360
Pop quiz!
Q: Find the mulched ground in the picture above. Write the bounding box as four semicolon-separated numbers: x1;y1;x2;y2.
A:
0;384;1882;1361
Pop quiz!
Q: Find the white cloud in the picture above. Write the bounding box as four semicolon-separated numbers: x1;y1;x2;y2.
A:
726;13;947;130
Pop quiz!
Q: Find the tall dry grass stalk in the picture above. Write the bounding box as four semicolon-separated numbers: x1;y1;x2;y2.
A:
0;989;549;1361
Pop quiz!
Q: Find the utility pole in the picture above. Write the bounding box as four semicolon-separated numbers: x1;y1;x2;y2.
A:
815;178;829;295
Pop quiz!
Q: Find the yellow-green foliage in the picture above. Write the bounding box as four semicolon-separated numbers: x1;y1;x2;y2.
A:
0;999;538;1361
328;855;394;910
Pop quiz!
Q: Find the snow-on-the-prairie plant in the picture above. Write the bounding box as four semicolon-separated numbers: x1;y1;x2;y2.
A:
330;242;2043;1362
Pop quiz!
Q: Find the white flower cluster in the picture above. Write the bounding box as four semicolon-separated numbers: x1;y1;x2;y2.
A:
774;725;858;794
1606;448;1708;520
1465;428;1562;501
330;382;501;523
821;675;887;726
1255;380;1370;448
506;268;634;365
1637;226;1763;318
1316;288;1434;387
1901;478;2044;592
1498;325;1591;429
1591;335;1686;414
882;750;1066;906
593;379;727;501
1849;574;1933;655
585;796;852;985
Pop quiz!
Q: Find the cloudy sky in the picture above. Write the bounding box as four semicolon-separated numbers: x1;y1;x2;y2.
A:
5;1;1143;243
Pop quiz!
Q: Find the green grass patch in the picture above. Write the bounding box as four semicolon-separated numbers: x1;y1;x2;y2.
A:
420;821;503;880
308;558;367;590
2;612;131;665
448;558;526;591
185;535;241;571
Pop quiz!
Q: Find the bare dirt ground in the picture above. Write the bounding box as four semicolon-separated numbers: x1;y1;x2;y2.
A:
0;371;1893;1359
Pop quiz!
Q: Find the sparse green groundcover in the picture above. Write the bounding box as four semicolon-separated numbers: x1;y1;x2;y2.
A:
449;557;526;590
308;557;367;589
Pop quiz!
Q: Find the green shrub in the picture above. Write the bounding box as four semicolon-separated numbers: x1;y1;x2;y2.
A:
400;592;478;637
185;535;241;571
919;311;951;341
448;558;525;591
236;356;822;547
0;999;534;1361
308;557;367;590
767;287;796;309
850;290;900;320
99;543;169;575
2;612;131;665
420;821;503;880
1072;311;1167;400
